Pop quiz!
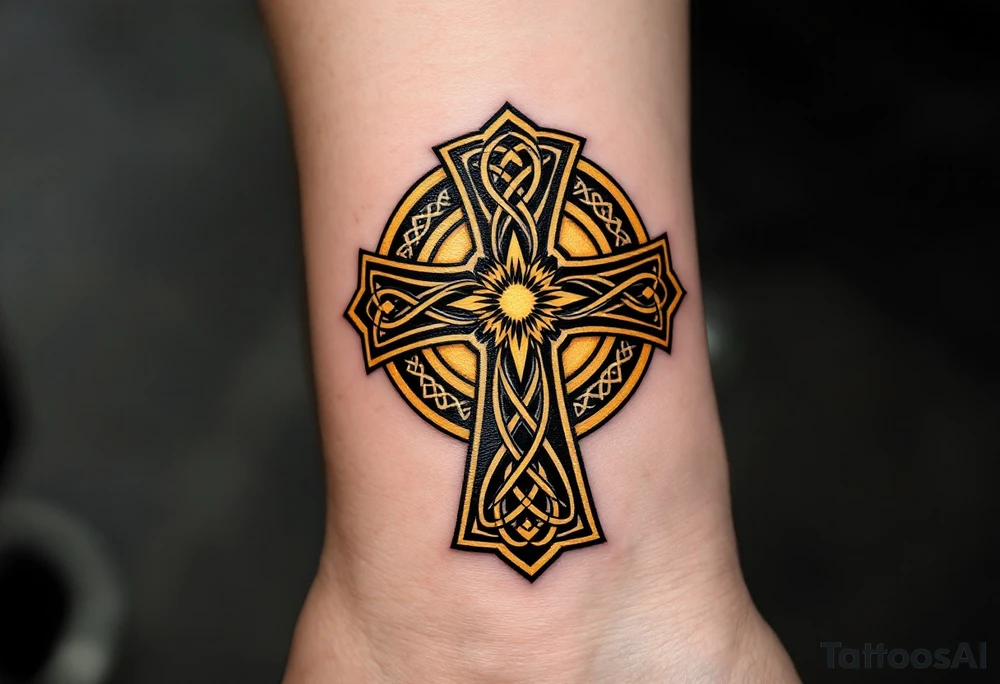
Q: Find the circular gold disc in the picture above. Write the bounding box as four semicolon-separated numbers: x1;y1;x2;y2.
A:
377;159;653;440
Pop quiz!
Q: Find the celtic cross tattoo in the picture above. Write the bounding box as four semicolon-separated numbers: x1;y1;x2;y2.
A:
346;104;684;580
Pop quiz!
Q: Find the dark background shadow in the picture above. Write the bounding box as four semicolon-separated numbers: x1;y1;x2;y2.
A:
693;1;997;681
0;1;995;682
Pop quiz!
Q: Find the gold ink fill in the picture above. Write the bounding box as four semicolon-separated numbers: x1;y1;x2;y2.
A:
499;285;533;320
346;104;684;580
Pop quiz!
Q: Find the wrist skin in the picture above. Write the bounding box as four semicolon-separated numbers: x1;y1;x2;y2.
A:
259;1;798;681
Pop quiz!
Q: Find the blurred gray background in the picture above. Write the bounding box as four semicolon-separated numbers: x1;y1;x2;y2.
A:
0;1;996;682
1;2;322;682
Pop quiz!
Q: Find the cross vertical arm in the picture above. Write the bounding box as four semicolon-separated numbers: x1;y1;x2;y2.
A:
435;105;583;264
454;334;604;579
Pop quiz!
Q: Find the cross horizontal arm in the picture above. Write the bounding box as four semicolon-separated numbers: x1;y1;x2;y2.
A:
553;236;684;349
346;252;481;371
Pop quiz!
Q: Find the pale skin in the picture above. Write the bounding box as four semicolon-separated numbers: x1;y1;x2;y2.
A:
259;1;800;681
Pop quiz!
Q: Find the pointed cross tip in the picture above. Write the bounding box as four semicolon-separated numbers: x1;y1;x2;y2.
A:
450;295;488;312
483;102;539;133
548;290;586;307
505;234;527;270
510;335;531;380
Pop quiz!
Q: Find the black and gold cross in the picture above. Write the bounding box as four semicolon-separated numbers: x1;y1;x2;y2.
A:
347;105;684;580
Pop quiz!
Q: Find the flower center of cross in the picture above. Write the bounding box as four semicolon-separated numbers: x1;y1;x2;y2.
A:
498;283;535;321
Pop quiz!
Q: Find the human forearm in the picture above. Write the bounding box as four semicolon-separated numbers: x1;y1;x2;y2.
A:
261;1;796;681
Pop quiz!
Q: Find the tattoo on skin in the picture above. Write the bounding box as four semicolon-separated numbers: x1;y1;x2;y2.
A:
346;104;684;580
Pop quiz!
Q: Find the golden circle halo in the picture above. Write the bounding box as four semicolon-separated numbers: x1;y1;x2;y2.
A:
378;159;653;440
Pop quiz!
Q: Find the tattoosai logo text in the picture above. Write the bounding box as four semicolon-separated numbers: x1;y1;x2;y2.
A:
821;642;986;670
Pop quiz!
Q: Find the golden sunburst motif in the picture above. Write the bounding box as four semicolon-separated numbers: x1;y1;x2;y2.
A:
346;104;685;580
450;241;585;379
